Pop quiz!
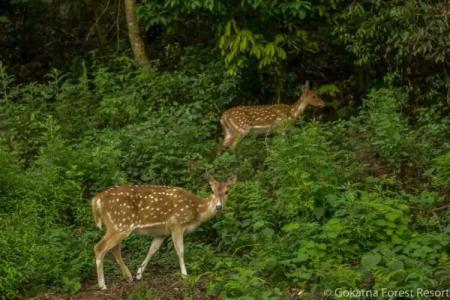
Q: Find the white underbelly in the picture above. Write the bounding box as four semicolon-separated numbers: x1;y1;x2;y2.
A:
251;125;275;134
133;225;170;237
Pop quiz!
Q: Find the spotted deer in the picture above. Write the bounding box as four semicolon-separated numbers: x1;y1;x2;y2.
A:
92;175;237;290
221;81;325;149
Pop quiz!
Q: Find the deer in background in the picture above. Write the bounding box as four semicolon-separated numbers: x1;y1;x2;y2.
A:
92;175;237;290
221;81;325;150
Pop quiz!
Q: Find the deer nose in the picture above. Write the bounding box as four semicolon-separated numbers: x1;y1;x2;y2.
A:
216;203;223;211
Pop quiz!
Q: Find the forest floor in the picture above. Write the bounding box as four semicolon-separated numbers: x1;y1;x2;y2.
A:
29;272;215;300
29;272;302;299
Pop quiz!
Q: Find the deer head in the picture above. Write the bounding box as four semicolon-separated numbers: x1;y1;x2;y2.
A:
290;81;325;118
208;174;237;211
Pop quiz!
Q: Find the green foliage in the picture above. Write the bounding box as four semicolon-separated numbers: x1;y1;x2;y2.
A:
356;86;450;181
208;264;283;299
0;131;124;298
138;0;339;81
128;284;156;300
360;87;415;168
0;148;22;211
336;1;449;67
214;180;274;252
219;20;287;75
268;123;345;220
335;1;449;105
0;49;449;299
428;151;450;189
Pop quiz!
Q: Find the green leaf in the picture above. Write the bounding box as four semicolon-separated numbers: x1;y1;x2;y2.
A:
278;48;287;60
361;252;381;270
282;222;300;232
225;20;233;36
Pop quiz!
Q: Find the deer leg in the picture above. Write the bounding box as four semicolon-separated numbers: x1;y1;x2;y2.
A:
136;237;165;280
227;118;248;150
94;231;128;290
111;243;133;283
223;131;232;147
224;130;235;148
222;118;242;150
171;226;187;276
227;129;239;150
221;118;233;147
229;128;248;150
94;233;111;290
228;135;239;150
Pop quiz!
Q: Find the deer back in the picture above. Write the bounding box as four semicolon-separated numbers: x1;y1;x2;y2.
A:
93;185;207;235
223;104;292;129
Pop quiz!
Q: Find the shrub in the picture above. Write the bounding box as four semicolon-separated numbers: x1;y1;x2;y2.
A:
360;87;416;169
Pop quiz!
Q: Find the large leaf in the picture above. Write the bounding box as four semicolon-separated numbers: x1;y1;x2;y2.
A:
361;252;382;271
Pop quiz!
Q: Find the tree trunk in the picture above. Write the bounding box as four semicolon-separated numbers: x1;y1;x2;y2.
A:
124;0;149;66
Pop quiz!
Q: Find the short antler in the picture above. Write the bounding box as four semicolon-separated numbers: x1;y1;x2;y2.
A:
302;80;310;91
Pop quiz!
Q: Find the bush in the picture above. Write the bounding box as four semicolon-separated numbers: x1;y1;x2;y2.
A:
360;87;416;169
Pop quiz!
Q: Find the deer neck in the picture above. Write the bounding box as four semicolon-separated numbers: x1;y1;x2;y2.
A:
197;195;218;223
290;99;308;119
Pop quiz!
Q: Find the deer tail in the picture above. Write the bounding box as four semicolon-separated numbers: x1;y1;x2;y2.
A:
92;197;103;229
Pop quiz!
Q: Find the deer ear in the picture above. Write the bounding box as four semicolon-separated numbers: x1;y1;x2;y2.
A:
227;175;237;185
302;80;310;92
208;173;217;187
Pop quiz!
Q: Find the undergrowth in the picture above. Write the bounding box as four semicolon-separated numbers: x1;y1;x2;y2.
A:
0;51;449;299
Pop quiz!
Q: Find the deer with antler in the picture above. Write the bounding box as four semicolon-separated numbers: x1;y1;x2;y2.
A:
221;81;325;149
92;175;236;290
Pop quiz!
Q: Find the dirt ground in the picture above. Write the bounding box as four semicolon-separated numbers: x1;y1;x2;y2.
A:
29;274;215;300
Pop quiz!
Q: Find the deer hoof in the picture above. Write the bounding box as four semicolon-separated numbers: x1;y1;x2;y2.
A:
136;269;143;280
